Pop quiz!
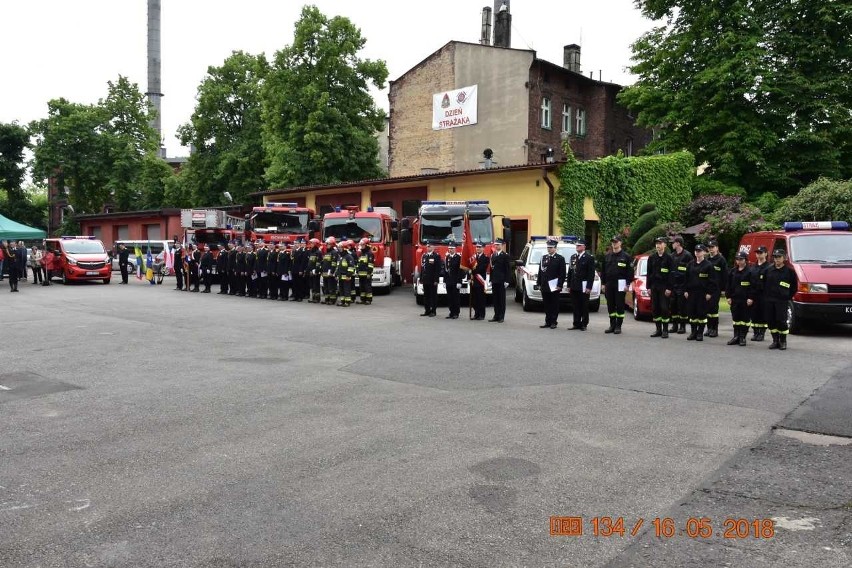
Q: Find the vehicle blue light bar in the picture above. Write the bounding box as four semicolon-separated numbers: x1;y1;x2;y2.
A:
784;221;849;232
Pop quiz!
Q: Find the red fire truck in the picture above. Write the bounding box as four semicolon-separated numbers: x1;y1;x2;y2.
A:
320;206;401;293
400;200;510;305
245;202;317;244
181;209;245;259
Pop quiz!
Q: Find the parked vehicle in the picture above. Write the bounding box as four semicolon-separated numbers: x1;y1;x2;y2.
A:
244;203;316;244
43;236;111;284
625;254;652;319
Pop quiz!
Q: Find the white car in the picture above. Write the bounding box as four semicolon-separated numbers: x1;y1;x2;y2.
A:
514;237;601;312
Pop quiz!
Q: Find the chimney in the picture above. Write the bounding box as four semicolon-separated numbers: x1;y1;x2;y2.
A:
564;44;581;73
146;0;166;157
480;7;492;45
493;1;511;48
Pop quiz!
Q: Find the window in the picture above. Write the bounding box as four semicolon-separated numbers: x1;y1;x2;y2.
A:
562;104;571;134
541;97;551;129
575;108;586;136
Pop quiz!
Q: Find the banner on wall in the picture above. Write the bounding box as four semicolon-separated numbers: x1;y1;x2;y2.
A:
432;85;478;130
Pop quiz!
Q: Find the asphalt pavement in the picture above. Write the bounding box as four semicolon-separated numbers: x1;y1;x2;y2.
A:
1;278;850;567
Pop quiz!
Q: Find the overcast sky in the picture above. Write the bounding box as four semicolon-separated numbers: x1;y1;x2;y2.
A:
0;0;657;158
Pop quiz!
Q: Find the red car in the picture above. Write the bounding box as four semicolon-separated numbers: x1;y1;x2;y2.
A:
625;254;652;319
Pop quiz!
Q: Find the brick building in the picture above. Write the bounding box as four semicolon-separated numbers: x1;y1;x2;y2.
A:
388;41;651;176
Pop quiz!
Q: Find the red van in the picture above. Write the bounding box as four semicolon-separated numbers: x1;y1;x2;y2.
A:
737;222;852;333
44;236;111;284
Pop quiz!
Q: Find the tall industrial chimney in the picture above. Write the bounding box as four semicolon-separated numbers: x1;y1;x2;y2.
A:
493;0;511;48
480;6;492;45
147;0;165;157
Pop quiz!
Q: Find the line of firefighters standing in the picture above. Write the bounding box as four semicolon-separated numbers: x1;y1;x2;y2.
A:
172;237;375;306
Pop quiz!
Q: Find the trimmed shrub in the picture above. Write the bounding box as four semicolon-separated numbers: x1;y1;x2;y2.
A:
632;223;670;255
637;203;657;216
626;210;660;248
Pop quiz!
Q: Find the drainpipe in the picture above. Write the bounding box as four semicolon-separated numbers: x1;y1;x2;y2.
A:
541;166;555;234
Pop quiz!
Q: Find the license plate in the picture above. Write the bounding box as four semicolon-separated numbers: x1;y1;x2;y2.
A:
86;271;98;275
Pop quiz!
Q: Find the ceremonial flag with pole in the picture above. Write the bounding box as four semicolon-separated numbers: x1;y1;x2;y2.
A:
134;246;144;279
459;206;478;318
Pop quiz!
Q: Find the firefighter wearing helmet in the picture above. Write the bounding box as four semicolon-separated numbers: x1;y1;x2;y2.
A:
356;237;375;305
307;238;323;303
321;237;339;304
336;240;356;306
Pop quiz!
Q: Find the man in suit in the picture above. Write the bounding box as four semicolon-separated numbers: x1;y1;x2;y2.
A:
470;242;489;320
537;238;567;329
419;240;443;317
216;243;229;295
443;241;462;319
488;238;510;322
568;239;596;330
189;245;201;292
200;245;214;293
117;243;130;284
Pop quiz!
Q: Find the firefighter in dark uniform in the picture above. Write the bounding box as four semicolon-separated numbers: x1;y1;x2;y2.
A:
321;237;339;304
488;238;510;322
356;238;375;304
538;238;567;329
216;243;229;295
200;245;214;293
669;236;693;334
266;243;279;300
189;244;201;292
568;239;595;331
443;241;462;319
278;239;293;301
235;244;247;296
647;236;675;338
684;244;717;341
336;240;356;306
173;243;185;291
292;238;309;301
602;235;634;334
245;243;257;297
764;249;797;350
705;239;728;337
750;246;770;341
726;251;757;346
256;242;268;299
308;238;323;303
419;240;442;317
227;242;239;295
117;243;130;284
470;242;490;321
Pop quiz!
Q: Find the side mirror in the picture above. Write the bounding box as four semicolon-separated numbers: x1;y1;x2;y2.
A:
401;229;412;246
503;228;513;253
391;220;399;229
400;218;411;231
308;219;320;232
502;217;512;229
392;229;399;241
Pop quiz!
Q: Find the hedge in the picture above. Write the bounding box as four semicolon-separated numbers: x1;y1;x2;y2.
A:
637;203;657;216
557;148;694;247
626;210;660;248
632;223;670;255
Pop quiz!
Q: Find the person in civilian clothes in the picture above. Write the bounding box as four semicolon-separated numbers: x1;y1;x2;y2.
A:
200;245;214;293
602;235;634;334
750;246;770;341
568;239;596;331
705;239;728;337
256;241;269;299
216;243;229;295
647;236;675;338
765;249;797;350
684;244;717;341
488;238;510;322
669;236;693;334
118;243;130;284
419;240;442;317
443;241;463;319
726;251;757;346
537;238;567;329
470;242;489;321
16;242;27;281
30;246;44;285
3;241;18;292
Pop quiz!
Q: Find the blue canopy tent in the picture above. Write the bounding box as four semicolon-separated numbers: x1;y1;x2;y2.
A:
0;213;47;240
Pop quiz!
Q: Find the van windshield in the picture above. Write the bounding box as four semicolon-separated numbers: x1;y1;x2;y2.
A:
790;235;852;263
64;241;105;255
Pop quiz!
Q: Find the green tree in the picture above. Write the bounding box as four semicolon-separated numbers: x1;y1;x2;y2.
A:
619;0;852;196
178;51;269;206
0;122;29;200
262;5;388;188
773;178;852;224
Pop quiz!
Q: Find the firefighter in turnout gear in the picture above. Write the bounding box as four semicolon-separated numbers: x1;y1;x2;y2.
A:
684;244;718;341
764;249;797;350
750;246;770;341
321;237;339;304
705;240;728;337
669;236;693;333
308;238;323;303
602;235;633;334
726;251;757;346
356;238;375;304
647;236;675;338
336;240;356;306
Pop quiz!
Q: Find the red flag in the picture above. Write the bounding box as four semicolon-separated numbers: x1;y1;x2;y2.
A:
460;212;477;272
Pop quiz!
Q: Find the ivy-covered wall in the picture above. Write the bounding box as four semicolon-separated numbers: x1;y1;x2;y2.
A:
557;149;694;245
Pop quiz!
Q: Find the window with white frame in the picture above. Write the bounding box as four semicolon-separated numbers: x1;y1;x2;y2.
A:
562;104;571;134
541;97;551;129
575;108;586;136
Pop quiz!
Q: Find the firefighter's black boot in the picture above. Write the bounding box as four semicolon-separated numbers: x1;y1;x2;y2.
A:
768;333;780;349
695;324;705;341
739;328;747;346
706;319;717;337
727;326;740;345
677;321;687;334
614;318;623;334
604;317;615;334
755;328;766;342
661;322;669;339
779;335;787;350
687;324;697;341
650;322;663;338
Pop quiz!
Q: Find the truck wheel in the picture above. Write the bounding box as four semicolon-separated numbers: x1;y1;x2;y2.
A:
522;288;535;312
589;299;601;313
787;301;803;334
514;283;522;303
